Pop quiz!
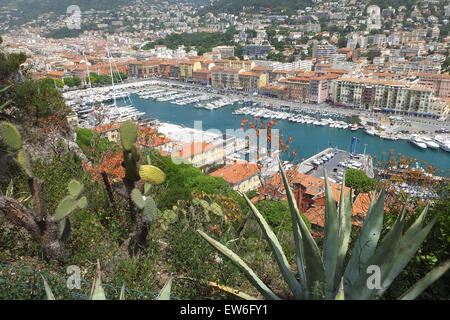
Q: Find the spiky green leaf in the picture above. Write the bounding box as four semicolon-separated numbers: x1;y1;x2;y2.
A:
344;190;385;291
398;259;450;300
6;179;13;198
42;276;55;300
322;171;340;299
197;229;280;300
119;283;126;300
243;193;303;299
156;277;172;300
91;261;107;300
279;159;324;299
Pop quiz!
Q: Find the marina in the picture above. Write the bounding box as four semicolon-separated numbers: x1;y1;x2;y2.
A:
121;94;450;173
63;80;450;173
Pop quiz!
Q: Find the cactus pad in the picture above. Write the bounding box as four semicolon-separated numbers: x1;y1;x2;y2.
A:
120;120;138;151
139;165;166;185
0;122;22;151
131;188;145;209
17;149;33;177
143;197;158;223
68;179;84;198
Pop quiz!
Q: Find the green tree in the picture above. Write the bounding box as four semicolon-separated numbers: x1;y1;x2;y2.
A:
345;168;376;193
13;80;68;120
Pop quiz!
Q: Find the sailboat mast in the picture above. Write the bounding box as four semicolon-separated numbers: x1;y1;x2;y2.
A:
106;46;117;108
82;51;92;89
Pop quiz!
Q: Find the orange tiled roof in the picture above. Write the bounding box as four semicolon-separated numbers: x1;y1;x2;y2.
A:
94;122;121;133
171;142;215;158
210;163;260;185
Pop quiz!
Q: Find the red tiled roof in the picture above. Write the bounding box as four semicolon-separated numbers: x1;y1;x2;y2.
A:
210;163;260;185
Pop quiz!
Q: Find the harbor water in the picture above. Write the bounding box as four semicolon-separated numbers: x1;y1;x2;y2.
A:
125;94;450;174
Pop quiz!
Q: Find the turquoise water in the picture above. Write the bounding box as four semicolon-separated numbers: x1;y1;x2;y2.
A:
127;95;450;174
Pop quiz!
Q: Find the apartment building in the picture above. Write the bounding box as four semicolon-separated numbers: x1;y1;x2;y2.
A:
179;60;201;79
312;41;338;59
239;71;269;92
214;59;255;72
331;78;447;116
211;46;235;59
416;73;450;99
390;60;441;74
128;59;160;78
193;69;212;85
242;45;274;59
211;66;242;90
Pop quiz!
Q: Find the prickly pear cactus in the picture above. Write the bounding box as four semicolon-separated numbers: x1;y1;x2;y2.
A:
139;165;166;185
54;179;88;222
131;188;158;224
0;122;33;177
120;120;138;152
0;122;22;151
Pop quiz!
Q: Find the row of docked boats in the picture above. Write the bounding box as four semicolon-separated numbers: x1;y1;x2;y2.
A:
409;134;450;151
232;107;358;130
138;87;236;110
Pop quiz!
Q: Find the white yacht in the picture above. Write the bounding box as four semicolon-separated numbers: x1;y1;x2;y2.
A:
409;135;427;149
421;137;440;149
364;127;376;136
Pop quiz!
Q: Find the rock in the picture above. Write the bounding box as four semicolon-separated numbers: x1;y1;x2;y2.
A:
22;132;88;164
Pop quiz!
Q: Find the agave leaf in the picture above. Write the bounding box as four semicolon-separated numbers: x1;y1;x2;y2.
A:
197;229;280;300
279;161;307;296
209;281;259;300
0;85;11;93
322;171;340;299
279;160;324;299
335;177;352;292
402;205;429;240
372;212;441;299
335;277;345;300
0;99;12;111
398;259;450;300
119;283;126;300
243;193;303;299
41;276;55;300
6;179;13;197
156;277;172;300
344;189;385;291
91;261;107;300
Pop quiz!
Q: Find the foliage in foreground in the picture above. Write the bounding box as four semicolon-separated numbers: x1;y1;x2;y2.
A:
42;260;173;300
198;160;449;300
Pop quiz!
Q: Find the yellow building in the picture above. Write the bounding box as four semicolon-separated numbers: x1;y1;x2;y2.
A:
180;60;202;79
172;142;225;168
93;123;122;143
239;72;269;92
210;163;261;193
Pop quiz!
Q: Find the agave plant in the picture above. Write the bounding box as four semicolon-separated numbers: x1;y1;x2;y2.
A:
42;260;173;300
198;160;449;300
